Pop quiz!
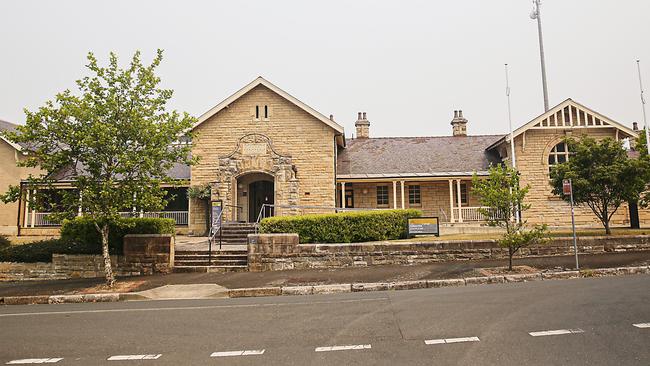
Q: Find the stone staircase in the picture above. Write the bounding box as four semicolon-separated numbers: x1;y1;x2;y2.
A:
173;222;256;273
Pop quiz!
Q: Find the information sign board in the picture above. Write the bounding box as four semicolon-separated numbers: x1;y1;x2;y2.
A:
408;217;440;237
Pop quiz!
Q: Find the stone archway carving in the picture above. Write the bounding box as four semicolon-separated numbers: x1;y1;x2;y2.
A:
211;134;299;220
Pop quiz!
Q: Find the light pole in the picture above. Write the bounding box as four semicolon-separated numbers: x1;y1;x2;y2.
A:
530;0;550;112
637;60;650;156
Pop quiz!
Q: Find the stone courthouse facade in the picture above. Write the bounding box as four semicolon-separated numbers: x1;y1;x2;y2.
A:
2;77;647;235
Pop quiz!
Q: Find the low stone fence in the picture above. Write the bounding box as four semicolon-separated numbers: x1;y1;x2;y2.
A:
0;234;174;281
248;234;650;272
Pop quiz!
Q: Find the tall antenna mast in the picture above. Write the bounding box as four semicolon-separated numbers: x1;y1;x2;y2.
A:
638;60;650;155
505;64;516;168
531;0;550;111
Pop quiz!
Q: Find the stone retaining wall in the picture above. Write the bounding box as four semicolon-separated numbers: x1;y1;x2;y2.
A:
248;234;650;272
0;234;174;281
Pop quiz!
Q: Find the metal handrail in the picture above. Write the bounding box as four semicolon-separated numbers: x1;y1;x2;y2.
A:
207;209;224;264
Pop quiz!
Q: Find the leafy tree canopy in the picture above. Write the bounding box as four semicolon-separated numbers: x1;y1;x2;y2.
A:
550;136;650;234
1;50;196;285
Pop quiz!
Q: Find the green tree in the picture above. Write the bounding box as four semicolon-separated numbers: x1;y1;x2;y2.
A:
472;165;548;270
550;137;649;235
0;50;195;286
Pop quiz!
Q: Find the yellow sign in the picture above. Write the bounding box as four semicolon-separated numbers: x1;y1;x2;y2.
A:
408;217;440;236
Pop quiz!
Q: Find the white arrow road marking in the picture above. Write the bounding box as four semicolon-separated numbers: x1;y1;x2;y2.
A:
529;329;584;337
210;350;265;357
633;323;650;328
424;336;480;345
6;359;63;364
315;345;371;352
107;355;162;361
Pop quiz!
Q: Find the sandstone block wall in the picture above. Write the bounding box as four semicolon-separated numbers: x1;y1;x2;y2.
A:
248;234;650;272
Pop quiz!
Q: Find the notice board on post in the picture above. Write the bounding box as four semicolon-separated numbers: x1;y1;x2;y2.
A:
211;200;223;231
407;217;440;237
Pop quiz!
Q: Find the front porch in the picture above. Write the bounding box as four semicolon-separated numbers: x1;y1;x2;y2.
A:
336;177;494;224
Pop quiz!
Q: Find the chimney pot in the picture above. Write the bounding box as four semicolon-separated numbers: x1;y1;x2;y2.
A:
355;111;370;139
362;112;367;120
451;109;468;137
329;114;334;121
454;110;458;118
633;122;639;131
459;110;463;118
358;112;362;120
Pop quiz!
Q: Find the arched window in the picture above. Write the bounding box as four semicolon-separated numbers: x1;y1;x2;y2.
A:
548;142;571;172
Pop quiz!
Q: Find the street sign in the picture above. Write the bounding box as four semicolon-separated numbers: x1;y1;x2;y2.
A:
211;200;222;229
408;217;440;237
563;179;572;195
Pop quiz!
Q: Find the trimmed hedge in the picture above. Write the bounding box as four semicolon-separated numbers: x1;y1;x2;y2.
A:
259;209;422;243
0;239;98;263
0;235;10;250
60;216;176;255
0;217;176;263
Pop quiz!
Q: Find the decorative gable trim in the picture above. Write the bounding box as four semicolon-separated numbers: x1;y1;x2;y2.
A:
191;76;344;134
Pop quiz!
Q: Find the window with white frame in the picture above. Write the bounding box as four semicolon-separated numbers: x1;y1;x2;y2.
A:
408;185;421;205
376;186;389;206
548;142;571;173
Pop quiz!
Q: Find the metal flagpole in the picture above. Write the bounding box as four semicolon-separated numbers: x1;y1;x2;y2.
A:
637;60;650;156
505;64;520;224
531;0;550;111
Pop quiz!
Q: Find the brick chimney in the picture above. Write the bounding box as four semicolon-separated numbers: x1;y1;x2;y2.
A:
451;110;468;137
633;122;639;131
355;112;370;139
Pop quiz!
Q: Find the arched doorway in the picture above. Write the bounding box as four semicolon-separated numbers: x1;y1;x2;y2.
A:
236;172;274;222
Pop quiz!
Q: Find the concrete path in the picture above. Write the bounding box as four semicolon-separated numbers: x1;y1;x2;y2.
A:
0;275;648;365
1;251;649;297
135;284;228;300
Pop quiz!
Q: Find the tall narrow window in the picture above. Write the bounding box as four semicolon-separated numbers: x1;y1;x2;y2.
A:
408;185;421;205
264;105;269;119
376;186;389;206
255;105;260;120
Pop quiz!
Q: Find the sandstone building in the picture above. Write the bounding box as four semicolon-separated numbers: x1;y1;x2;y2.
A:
1;77;646;236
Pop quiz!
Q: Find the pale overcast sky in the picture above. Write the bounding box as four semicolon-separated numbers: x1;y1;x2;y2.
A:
1;0;649;138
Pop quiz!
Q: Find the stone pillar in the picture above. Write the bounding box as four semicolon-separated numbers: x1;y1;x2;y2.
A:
24;189;30;227
456;179;463;223
30;189;36;228
400;181;405;209
341;182;346;208
448;179;454;223
392;181;397;209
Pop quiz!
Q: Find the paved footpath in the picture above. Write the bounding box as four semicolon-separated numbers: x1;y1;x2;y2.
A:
1;275;648;365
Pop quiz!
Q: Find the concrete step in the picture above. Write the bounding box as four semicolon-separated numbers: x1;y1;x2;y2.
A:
175;250;248;255
175;254;248;259
173;265;248;273
174;260;247;266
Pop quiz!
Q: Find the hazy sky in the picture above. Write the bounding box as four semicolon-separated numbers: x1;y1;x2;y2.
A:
2;0;649;138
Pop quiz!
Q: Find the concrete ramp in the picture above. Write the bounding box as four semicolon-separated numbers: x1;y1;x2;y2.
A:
134;284;228;300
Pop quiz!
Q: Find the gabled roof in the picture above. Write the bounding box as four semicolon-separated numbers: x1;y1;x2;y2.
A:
488;98;638;150
337;135;504;180
191;77;345;135
0;119;25;151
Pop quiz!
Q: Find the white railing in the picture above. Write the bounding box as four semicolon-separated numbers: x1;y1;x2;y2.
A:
25;212;60;227
25;211;189;227
457;207;502;222
142;211;188;225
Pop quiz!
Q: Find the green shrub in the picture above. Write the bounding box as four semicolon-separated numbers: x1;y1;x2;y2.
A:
0;239;97;263
259;209;422;243
60;216;176;255
0;235;10;249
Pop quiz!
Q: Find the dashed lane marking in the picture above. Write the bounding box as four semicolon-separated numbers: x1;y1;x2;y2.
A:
315;345;372;352
633;323;650;328
107;355;162;361
529;329;584;337
210;350;265;357
6;359;63;364
424;337;480;345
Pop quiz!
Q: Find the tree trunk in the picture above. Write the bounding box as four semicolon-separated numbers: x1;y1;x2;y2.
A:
604;219;611;235
100;224;116;287
508;247;514;271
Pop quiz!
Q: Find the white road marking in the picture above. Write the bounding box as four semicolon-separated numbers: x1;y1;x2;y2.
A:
210;350;265;357
107;354;162;361
633;323;650;328
6;359;63;364
0;298;387;318
424;336;480;345
529;328;584;337
315;344;371;352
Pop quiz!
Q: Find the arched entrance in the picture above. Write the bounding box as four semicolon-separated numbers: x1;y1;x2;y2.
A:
236;172;275;222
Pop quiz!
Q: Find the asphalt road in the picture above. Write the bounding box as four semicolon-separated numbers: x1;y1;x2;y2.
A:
1;275;648;365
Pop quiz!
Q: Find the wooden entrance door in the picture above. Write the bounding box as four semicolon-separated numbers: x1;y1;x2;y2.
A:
249;180;274;222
